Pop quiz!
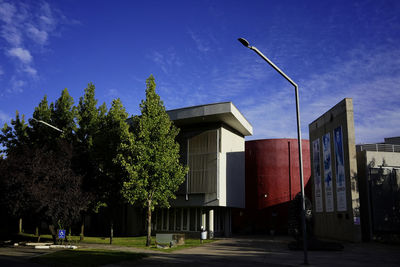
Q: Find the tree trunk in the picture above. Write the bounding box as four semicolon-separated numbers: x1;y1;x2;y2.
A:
80;217;85;241
68;227;71;242
36;226;40;242
146;200;152;247
110;220;113;245
18;218;22;234
48;225;57;244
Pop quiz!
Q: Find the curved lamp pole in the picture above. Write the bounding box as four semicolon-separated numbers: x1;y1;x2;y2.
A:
238;38;308;264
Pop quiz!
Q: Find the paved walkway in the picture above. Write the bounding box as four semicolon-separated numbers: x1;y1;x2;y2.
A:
107;236;400;267
1;236;399;266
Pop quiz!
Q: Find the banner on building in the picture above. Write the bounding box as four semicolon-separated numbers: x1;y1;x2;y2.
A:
312;139;323;212
323;133;334;212
334;126;347;211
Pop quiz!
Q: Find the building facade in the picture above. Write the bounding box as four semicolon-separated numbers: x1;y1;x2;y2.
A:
152;102;253;237
233;138;311;234
356;137;400;241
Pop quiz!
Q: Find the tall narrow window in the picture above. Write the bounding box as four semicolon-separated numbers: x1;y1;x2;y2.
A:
188;130;218;193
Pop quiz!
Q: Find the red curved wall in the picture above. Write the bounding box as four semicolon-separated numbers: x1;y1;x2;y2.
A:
245;139;311;210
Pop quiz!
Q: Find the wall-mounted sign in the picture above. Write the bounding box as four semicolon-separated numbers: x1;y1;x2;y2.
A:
323;133;334;212
312;139;323;212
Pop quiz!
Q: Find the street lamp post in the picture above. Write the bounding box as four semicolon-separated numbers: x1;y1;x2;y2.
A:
238;38;308;264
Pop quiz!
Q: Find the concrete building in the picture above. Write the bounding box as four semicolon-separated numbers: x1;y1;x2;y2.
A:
356;137;400;241
309;98;362;242
152;102;253;238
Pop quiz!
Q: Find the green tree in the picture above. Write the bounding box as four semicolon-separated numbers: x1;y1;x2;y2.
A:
76;83;105;240
119;75;187;246
51;88;77;142
0;111;29;155
29;95;55;147
94;98;132;244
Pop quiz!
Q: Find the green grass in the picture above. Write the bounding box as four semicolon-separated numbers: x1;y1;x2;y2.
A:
30;249;147;267
17;233;216;251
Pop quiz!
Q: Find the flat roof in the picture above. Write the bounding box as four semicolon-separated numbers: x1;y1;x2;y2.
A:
167;102;253;136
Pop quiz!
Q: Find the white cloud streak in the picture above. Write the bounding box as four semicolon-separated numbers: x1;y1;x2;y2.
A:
0;0;72;91
7;47;32;64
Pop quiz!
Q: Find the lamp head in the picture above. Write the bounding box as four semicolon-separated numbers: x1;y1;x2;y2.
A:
238;38;250;48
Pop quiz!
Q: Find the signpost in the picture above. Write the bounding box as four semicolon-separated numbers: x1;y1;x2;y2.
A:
58;229;66;239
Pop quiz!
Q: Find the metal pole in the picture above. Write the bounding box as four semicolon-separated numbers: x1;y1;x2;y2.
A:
240;40;308;264
294;84;309;265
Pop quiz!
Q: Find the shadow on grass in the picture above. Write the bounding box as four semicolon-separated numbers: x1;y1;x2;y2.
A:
30;249;147;267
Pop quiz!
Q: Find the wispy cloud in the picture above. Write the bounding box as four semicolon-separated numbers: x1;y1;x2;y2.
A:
0;0;75;92
9;76;25;93
188;30;210;53
7;47;32;64
297;45;400;143
27;25;48;45
149;49;183;74
231;44;400;142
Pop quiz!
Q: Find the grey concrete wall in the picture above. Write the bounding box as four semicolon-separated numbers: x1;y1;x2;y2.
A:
309;98;361;242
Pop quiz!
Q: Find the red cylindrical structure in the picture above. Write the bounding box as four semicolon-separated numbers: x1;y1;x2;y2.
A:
245;139;311;210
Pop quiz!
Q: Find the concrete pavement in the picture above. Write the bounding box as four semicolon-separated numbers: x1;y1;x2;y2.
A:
1;235;399;266
108;236;400;267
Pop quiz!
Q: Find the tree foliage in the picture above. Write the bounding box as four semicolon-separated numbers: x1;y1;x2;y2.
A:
0;141;91;241
119;75;187;246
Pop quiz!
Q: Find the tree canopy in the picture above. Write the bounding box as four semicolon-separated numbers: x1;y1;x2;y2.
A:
119;75;188;246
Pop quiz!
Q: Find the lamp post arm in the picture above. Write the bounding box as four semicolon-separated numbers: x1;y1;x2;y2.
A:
249;46;298;88
32;118;63;133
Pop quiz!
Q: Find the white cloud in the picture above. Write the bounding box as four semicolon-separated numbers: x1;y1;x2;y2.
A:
9;76;25;93
27;25;48;45
7;47;32;64
23;66;37;76
1;24;22;46
297;45;400;143
231;44;400;142
0;1;76;92
0;1;16;24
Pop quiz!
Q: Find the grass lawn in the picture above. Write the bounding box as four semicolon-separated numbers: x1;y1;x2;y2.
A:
18;233;215;251
30;249;147;267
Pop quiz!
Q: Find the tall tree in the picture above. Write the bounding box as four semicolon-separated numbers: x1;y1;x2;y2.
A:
29;95;56;147
0;111;29;155
51;88;77;143
94;98;132;244
119;75;187;246
75;83;107;239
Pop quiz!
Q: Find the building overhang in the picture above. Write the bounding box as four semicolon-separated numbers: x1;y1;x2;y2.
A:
167;102;253;136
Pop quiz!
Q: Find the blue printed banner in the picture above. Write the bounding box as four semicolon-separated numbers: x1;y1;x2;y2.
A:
334;126;347;211
312;139;323;212
323;133;334;212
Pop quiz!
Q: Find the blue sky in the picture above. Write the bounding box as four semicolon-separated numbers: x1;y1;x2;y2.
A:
0;0;399;143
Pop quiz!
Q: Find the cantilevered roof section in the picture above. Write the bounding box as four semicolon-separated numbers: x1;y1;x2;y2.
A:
167;102;253;136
